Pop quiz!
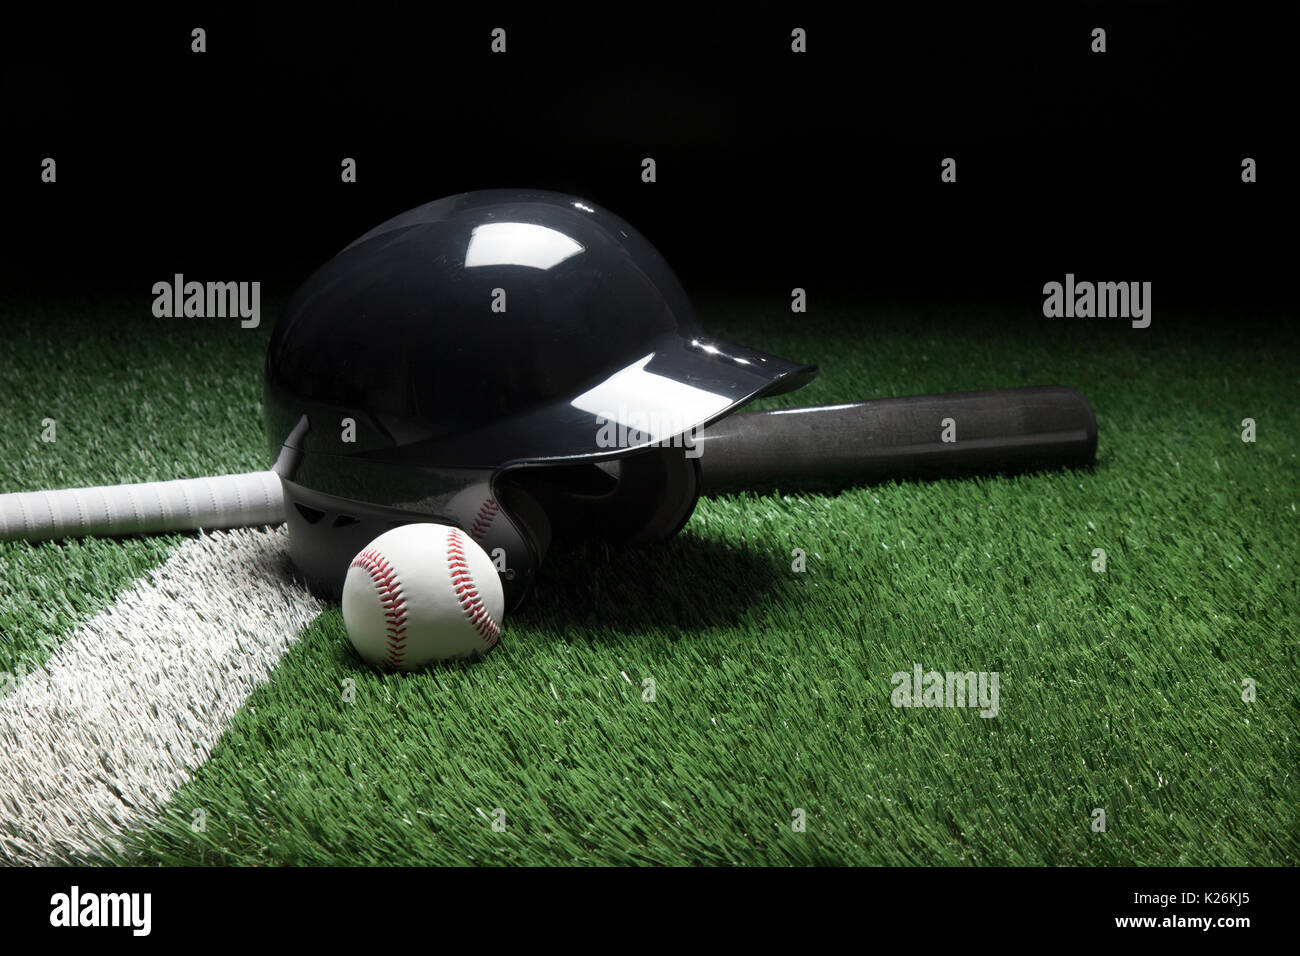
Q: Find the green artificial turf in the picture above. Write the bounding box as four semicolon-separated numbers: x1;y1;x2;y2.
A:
3;292;1297;865
0;294;274;676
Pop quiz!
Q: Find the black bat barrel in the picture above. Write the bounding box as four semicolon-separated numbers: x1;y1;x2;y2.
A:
694;386;1097;494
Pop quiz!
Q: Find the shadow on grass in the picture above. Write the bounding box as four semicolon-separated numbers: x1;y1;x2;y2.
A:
519;532;793;636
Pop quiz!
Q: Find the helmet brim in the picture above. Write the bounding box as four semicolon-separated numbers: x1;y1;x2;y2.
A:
366;331;818;468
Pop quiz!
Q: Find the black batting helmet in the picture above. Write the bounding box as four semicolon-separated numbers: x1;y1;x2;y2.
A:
266;189;817;609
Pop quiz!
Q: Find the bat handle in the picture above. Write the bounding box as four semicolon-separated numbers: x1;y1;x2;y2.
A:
0;472;285;541
694;386;1097;494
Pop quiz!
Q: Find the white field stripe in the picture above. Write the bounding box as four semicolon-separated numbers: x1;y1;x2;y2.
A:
0;526;324;865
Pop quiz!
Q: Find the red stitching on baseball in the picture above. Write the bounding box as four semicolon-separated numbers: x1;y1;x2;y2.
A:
469;497;500;541
447;527;500;646
350;548;409;667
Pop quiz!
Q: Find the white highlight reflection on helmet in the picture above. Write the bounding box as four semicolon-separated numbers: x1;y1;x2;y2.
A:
570;354;734;441
464;222;584;270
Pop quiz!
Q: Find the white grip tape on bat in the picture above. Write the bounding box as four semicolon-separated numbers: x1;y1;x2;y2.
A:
0;471;286;541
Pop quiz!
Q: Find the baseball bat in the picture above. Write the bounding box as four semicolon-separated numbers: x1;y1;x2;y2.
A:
0;389;1096;541
0;418;305;542
0;472;284;542
694;386;1096;494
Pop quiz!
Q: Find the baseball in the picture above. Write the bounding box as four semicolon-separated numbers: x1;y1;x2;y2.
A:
342;523;505;670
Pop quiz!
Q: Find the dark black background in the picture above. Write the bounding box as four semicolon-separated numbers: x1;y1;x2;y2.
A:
2;864;1283;941
0;3;1291;309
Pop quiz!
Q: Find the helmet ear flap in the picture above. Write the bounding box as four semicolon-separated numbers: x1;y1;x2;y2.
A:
508;446;701;548
441;480;550;612
600;446;701;545
490;478;552;567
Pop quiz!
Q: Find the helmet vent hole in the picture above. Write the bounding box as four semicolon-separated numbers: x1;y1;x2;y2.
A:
332;514;360;528
294;503;326;525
